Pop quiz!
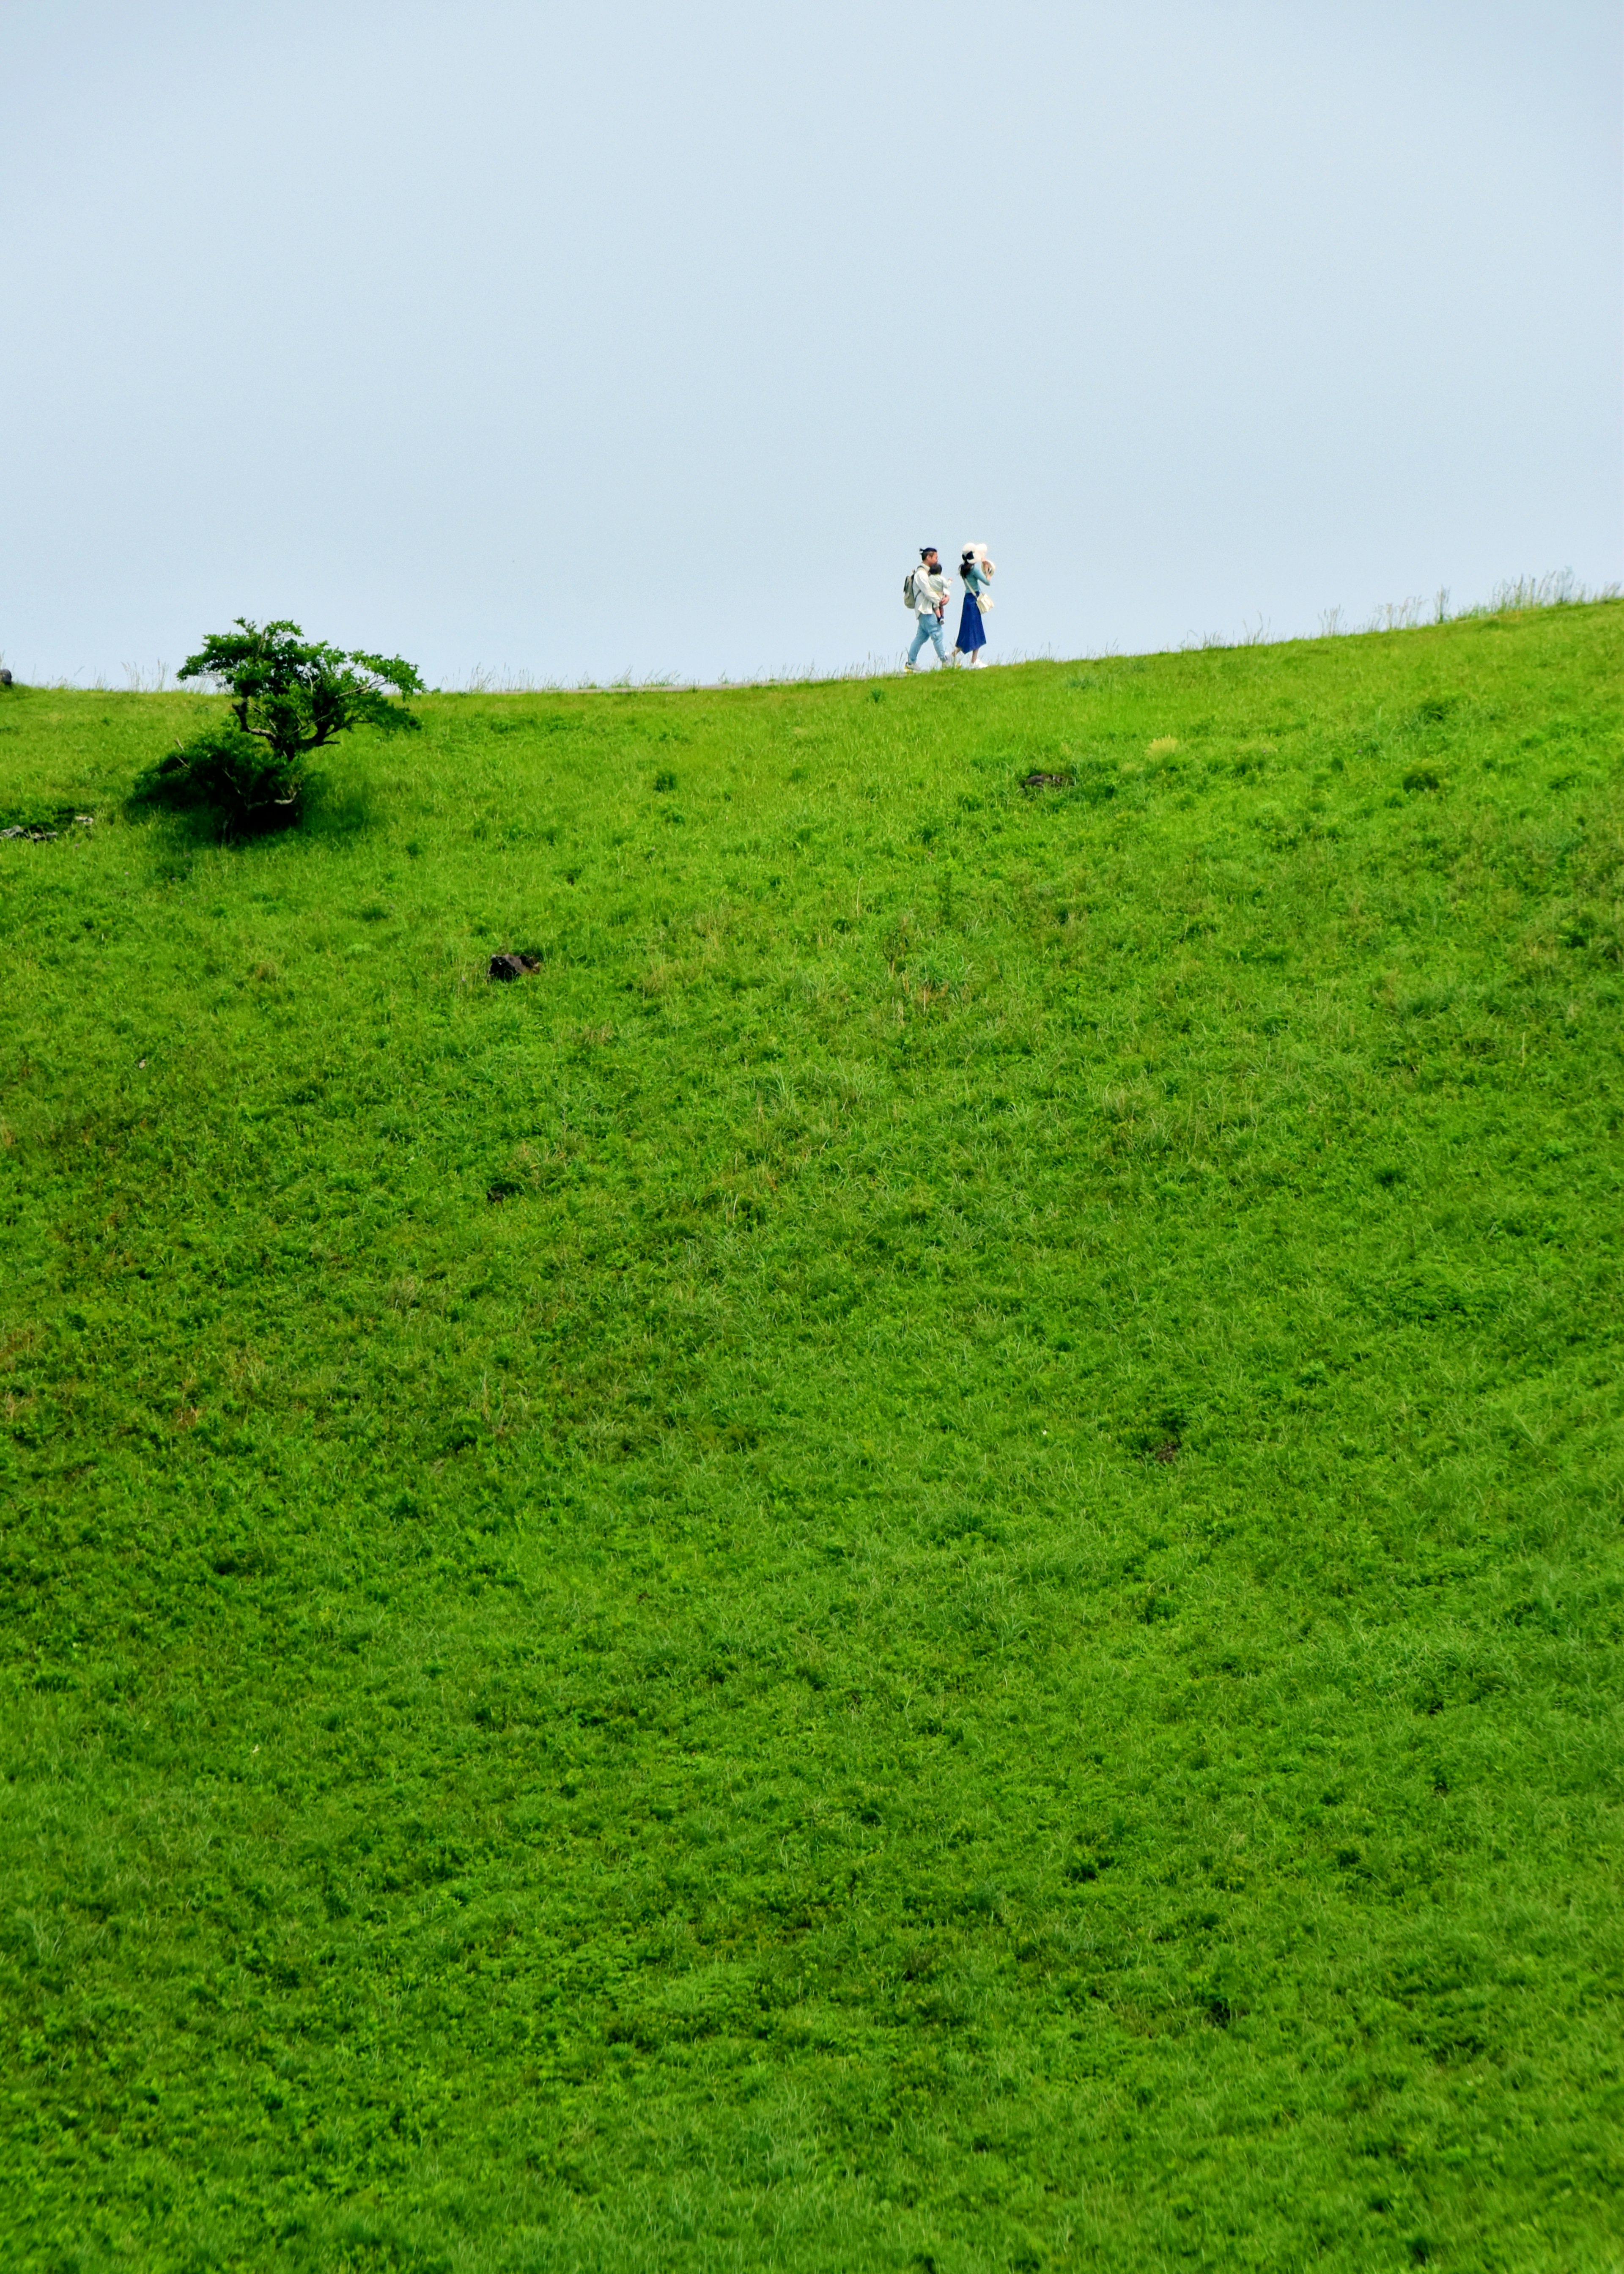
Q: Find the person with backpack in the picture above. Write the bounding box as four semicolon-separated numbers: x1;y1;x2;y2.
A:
903;547;953;670
955;542;996;667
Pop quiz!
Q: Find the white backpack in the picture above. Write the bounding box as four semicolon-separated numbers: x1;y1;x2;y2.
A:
903;570;920;610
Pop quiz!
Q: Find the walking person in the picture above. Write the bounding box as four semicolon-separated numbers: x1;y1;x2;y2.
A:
955;543;996;667
904;546;953;670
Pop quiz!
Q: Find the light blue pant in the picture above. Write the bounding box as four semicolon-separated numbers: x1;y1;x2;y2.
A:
908;612;949;665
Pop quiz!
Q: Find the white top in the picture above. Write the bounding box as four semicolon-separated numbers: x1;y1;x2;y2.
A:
914;565;951;616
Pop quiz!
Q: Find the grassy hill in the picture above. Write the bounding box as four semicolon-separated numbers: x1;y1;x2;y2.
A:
2;603;1621;2273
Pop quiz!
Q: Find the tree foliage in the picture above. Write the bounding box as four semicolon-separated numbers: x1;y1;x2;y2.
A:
134;618;424;830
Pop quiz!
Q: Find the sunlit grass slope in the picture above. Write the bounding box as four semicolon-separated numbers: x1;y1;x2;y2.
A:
2;603;1621;2273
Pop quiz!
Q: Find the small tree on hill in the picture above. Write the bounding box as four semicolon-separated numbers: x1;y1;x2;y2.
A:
134;617;424;831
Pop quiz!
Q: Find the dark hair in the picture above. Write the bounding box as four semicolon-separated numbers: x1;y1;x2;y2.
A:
959;559;972;581
920;546;938;560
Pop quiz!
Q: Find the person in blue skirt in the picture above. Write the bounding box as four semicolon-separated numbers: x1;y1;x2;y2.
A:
955;543;995;667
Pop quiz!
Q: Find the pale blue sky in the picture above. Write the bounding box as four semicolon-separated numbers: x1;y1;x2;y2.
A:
3;0;1619;686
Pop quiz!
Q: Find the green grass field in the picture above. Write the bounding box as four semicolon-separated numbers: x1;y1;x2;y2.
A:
2;603;1621;2273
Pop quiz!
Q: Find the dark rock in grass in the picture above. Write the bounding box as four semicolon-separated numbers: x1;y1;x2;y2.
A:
1022;771;1073;790
3;812;91;842
487;951;542;981
0;669;13;688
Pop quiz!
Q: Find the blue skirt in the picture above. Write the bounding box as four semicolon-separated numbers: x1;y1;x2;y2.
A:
956;593;987;653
